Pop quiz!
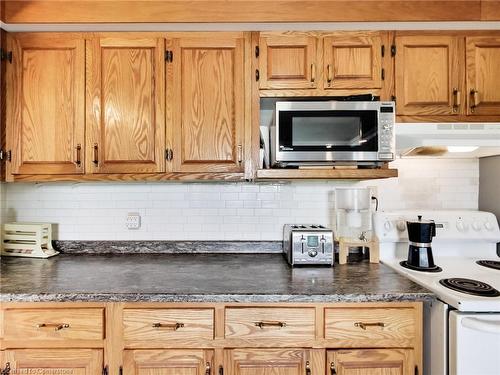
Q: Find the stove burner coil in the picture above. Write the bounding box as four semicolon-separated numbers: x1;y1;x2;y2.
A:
439;278;500;297
476;260;500;271
400;260;442;273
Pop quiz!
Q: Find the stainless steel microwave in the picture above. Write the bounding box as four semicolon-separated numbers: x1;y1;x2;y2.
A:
270;101;395;167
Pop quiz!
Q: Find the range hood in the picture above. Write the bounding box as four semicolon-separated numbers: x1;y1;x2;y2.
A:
396;123;500;158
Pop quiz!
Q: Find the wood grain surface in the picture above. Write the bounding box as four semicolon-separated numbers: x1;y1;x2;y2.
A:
466;36;500;115
86;36;165;174
325;308;415;348
124;349;214;375
6;33;85;177
1;1;485;23
329;348;414;375
4;308;104;341
123;308;214;343
395;34;462;116
167;34;247;173
324;32;383;89
225;307;315;340
256;168;398;180
1;349;103;375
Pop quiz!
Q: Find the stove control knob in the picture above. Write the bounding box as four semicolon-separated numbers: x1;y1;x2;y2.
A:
456;220;468;232
484;222;494;231
384;221;393;231
396;220;407;232
472;221;482;231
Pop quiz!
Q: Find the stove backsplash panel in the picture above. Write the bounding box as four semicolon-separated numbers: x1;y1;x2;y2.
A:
0;158;478;241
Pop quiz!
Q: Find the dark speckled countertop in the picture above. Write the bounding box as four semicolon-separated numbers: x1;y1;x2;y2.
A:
0;253;433;302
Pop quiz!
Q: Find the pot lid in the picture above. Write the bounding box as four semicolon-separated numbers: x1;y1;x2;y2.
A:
407;215;435;224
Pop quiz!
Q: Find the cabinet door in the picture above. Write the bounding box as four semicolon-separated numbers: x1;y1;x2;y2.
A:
1;349;102;375
87;37;165;174
167;34;247;173
7;33;85;176
395;35;461;115
466;36;500;115
226;348;322;375
323;32;382;89
328;349;414;375
259;33;318;89
124;349;214;375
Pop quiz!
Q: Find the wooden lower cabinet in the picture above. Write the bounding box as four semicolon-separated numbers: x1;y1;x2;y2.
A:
328;349;414;375
124;349;214;375
1;349;103;375
226;348;323;375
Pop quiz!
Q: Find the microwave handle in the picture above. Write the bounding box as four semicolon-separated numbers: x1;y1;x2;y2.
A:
461;317;500;334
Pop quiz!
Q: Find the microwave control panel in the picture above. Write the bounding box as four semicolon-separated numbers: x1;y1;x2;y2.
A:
378;103;395;160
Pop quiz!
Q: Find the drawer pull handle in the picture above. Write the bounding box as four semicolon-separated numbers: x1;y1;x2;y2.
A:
305;361;311;375
354;322;385;330
330;362;336;375
205;363;211;375
152;322;184;330
36;323;70;331
254;320;286;328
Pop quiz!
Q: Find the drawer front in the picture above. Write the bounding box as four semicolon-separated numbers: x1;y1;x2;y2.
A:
225;307;315;340
325;308;416;345
123;309;214;342
4;308;104;340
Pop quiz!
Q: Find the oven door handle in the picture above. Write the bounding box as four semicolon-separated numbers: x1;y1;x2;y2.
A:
461;317;500;334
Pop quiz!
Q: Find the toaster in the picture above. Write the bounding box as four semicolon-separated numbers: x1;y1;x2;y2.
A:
283;224;334;266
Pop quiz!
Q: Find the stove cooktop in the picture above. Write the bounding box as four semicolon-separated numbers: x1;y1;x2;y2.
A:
439;278;500;297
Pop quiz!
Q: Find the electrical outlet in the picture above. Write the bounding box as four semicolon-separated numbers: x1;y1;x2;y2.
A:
126;213;141;230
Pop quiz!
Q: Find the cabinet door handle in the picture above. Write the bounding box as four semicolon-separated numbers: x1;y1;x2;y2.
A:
254;320;286;328
305;361;311;375
93;143;99;165
470;89;479;112
452;88;461;112
327;64;333;84
75;144;82;166
1;362;10;375
36;323;70;331
205;363;211;375
354;322;385;330
151;322;184;330
237;144;243;164
310;63;316;83
330;362;336;375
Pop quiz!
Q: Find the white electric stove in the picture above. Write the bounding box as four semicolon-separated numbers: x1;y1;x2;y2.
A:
374;210;500;375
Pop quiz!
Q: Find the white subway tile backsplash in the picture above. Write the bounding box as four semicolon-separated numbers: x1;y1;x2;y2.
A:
2;158;479;240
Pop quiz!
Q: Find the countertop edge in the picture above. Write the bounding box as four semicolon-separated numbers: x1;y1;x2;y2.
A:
0;292;435;303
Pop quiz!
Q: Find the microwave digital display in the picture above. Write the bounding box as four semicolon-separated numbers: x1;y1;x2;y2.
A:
292;116;362;147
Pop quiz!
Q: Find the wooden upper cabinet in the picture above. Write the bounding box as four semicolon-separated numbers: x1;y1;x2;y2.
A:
86;37;165;174
328;349;415;375
167;34;247;173
2;349;103;375
466;36;500;115
395;35;461;116
6;33;85;176
323;32;383;89
259;33;318;89
124;349;214;375
226;349;321;375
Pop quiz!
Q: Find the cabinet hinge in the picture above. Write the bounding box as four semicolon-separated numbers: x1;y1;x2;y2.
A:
391;95;396;102
218;366;223;375
255;69;260;81
1;362;10;375
1;150;12;162
414;365;419;375
381;68;385;81
0;49;12;63
165;50;173;62
381;45;385;57
102;365;108;375
255;45;260;58
119;366;123;375
391;44;396;57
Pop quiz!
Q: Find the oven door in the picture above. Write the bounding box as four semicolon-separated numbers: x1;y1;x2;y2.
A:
275;103;380;163
449;311;500;375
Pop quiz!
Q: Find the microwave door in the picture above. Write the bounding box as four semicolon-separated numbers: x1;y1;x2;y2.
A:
291;116;365;147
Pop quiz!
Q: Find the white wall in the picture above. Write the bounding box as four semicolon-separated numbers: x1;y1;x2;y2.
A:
3;158;478;240
479;155;500;220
